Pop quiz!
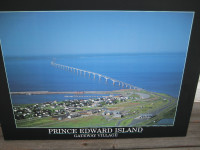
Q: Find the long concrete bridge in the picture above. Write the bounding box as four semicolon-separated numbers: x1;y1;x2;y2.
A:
51;61;137;89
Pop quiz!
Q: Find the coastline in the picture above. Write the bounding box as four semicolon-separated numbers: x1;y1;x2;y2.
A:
10;89;135;95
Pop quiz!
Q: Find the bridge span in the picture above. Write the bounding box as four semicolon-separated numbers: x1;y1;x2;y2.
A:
51;61;137;89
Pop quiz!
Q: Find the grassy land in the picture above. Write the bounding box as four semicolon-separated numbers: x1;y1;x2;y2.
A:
133;102;177;126
16;117;56;127
15;89;178;128
42;115;108;128
120;118;133;126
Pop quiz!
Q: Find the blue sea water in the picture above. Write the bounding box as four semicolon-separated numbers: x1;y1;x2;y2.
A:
157;118;174;125
4;53;186;104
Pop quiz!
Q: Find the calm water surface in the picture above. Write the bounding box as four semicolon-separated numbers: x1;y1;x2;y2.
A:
4;53;186;104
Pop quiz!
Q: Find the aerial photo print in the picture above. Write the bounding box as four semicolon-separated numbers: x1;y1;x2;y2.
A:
0;11;194;128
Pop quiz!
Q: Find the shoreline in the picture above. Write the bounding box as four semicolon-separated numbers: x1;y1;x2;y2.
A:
10;89;134;95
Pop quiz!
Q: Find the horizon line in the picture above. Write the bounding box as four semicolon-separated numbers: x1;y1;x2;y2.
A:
4;51;186;58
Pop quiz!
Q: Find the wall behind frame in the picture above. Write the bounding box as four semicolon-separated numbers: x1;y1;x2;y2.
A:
194;76;200;102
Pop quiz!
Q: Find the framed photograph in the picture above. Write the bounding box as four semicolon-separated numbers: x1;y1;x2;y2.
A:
0;0;200;140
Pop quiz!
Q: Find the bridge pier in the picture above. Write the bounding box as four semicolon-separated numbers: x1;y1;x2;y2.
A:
84;71;86;76
112;80;116;85
125;84;128;88
122;83;124;87
105;77;108;82
93;73;96;79
98;75;101;80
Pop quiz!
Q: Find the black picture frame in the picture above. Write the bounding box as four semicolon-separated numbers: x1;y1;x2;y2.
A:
0;0;200;140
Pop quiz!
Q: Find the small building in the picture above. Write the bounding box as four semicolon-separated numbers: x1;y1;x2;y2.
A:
137;114;155;119
52;112;70;120
102;110;113;116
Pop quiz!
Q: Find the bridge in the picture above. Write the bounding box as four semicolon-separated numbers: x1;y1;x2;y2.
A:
51;61;137;89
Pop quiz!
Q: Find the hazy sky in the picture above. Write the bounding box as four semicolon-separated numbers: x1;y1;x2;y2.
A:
0;11;194;56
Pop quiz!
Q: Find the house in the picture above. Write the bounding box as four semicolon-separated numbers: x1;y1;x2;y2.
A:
79;111;88;115
137;114;155;119
113;114;121;118
91;109;99;114
52;112;70;120
70;113;81;118
86;111;93;115
102;110;113;116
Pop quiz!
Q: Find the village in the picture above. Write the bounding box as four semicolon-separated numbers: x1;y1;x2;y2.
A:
13;95;130;121
13;89;177;127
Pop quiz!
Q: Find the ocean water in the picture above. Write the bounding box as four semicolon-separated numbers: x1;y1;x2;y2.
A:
4;53;186;104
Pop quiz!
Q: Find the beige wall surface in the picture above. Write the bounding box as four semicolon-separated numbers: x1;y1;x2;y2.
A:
194;77;200;102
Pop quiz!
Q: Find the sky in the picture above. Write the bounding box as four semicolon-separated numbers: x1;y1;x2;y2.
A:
0;11;194;56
